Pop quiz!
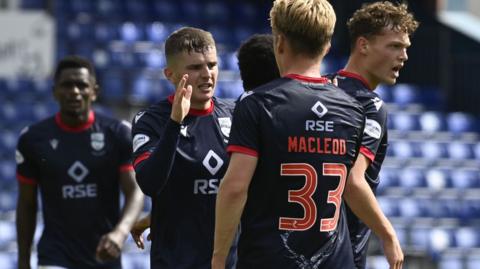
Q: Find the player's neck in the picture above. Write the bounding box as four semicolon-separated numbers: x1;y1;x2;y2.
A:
280;55;324;78
59;110;92;127
190;99;212;110
343;58;377;90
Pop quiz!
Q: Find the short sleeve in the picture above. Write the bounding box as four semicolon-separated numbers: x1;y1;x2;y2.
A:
227;96;261;157
16;128;38;185
360;97;387;161
116;120;134;171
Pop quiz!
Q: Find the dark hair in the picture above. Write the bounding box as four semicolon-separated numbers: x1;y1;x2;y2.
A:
165;27;216;64
54;55;96;82
347;1;419;49
237;34;280;91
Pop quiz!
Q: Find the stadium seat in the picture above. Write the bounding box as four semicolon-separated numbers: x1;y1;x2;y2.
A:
204;1;230;24
180;0;202;24
152;0;180;22
231;2;259;26
455;227;480;248
392;83;419;106
144;49;165;69
429;228;454;253
0;253;15;269
216;80;244;100
95;0;124;21
398;167;426;188
232;26;255;47
378;166;399;191
451;169;479;189
390;112;419;131
0;189;16;212
125;0;150;21
389;140;415;158
219;51;239;71
145;22;169;43
94;23;118;44
130;75;173;104
425;168;449;190
120;22;144;43
447;142;474;160
377;196;399;217
419;111;446;133
466;254;480;269
419;141;447;160
459;198;480;221
99;69;126;102
447;112;477;133
409;226;431;250
67;21;94;41
69;0;94;14
398;197;425;218
475;143;480;160
438;254;463;269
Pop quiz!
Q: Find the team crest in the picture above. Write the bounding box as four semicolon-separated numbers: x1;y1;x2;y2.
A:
218;117;231;137
91;132;105;151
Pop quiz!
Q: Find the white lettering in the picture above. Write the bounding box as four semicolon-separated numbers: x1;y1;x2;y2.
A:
62;184;98;199
194;179;219;195
305;120;334;132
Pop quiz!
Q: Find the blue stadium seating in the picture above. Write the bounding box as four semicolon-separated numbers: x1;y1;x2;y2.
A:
438;254;463;269
420;141;447;160
447;112;477;133
390;140;416;158
466;254;480;269
390;112;420;131
455;227;480;248
425;168;450;190
392;84;419;107
419;111;446;133
0;253;15;269
152;0;180;22
447;142;474;160
120;22;145;43
451;169;479;189
204;1;230;24
145;22;169;43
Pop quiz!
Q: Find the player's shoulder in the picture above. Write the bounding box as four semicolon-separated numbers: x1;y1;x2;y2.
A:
213;96;235;112
132;99;171;126
237;77;290;103
19;116;55;140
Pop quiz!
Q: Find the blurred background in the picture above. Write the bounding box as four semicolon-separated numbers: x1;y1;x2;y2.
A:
0;0;479;268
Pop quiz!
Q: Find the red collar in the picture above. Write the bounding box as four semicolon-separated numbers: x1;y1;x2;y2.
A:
55;111;95;132
285;74;329;84
167;95;214;116
337;70;373;91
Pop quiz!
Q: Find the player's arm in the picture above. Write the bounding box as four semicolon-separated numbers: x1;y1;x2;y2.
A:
96;169;144;261
134;74;192;196
212;152;257;269
343;154;403;269
16;182;37;269
130;213;151;249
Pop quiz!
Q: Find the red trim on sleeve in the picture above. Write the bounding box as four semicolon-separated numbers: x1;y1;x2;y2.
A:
285;74;329;84
337;70;373;91
133;152;152;168
55;111;95;132
167;95;214;116
17;173;37;185
227;145;258;157
359;146;375;162
119;164;134;173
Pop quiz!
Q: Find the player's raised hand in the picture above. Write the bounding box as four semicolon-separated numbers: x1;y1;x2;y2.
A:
382;235;404;269
95;229;127;262
170;74;193;123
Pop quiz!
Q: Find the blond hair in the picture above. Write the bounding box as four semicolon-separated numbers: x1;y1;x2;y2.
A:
347;1;419;49
270;0;336;56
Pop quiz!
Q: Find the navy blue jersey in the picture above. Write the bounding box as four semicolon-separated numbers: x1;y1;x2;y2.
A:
227;74;365;269
16;111;133;269
328;70;389;269
132;96;236;269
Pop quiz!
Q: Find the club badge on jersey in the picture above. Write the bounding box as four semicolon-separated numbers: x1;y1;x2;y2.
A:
218;117;232;139
91;132;106;156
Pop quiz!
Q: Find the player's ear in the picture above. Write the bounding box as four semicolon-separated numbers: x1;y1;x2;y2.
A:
164;67;174;83
91;83;99;102
357;36;369;55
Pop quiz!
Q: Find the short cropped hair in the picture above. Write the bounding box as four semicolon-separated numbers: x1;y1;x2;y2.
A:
347;1;419;48
54;55;96;82
165;27;216;65
237;34;280;91
270;0;336;57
